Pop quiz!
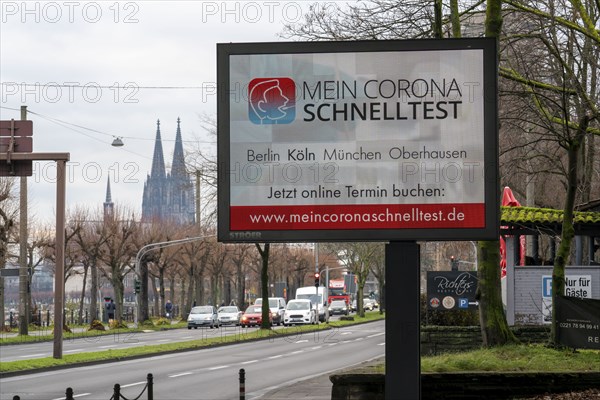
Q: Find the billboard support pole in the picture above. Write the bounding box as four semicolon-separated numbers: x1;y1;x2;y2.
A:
386;241;420;400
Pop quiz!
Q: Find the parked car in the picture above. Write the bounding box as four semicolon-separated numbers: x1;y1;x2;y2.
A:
217;305;242;326
283;299;316;326
329;300;350;315
351;298;375;312
254;297;287;326
187;305;219;329
240;305;272;328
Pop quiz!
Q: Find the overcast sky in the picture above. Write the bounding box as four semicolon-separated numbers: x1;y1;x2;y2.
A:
1;0;331;224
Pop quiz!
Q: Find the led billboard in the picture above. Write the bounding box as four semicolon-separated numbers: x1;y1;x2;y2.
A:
217;39;499;242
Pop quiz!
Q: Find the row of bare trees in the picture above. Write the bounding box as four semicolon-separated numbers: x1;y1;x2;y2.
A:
282;0;599;347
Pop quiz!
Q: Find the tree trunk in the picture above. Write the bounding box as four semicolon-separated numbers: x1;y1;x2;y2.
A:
77;263;88;324
237;264;245;308
551;116;589;345
89;262;98;323
140;260;149;322
477;241;518;346
151;276;159;317
256;243;271;329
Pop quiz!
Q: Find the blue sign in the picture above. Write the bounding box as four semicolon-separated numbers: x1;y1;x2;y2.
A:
458;298;469;309
542;276;552;297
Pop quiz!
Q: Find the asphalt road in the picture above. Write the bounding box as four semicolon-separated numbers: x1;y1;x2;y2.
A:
0;315;352;362
0;320;385;400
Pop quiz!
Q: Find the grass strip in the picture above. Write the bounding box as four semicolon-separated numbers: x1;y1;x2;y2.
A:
421;344;600;373
1;312;385;373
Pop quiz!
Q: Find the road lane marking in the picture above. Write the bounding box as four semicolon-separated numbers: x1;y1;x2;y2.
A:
291;350;303;355
378;342;385;346
169;372;192;378
268;355;282;359
341;340;351;344
242;360;258;365
367;333;384;338
64;349;84;353
155;339;169;342
295;339;308;343
311;346;322;350
341;332;352;335
99;345;117;349
182;336;193;339
209;365;229;370
328;343;338;346
18;353;46;358
354;337;364;341
121;381;146;388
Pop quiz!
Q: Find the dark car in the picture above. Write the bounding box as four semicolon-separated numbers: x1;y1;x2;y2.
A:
329;300;350;315
240;305;272;328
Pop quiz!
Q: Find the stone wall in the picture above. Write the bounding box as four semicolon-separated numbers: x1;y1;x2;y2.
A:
330;372;600;400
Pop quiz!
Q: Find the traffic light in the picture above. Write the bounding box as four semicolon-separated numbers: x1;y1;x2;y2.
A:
134;279;141;294
314;272;320;288
450;256;459;271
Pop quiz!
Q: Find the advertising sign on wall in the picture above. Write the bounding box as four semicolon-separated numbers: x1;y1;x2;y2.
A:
217;39;499;242
427;271;478;310
542;275;592;324
556;296;600;350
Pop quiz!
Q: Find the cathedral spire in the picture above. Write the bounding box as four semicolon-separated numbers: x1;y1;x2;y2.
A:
103;174;114;221
150;119;166;180
171;117;187;178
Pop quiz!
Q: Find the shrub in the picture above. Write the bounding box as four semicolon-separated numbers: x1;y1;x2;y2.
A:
154;317;170;326
108;320;128;329
88;320;106;331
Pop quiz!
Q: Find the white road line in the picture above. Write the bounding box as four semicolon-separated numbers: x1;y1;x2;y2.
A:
99;345;117;349
242;360;258;365
291;350;303;355
19;353;46;358
209;365;229;370
311;346;322;350
154;339;170;342
268;355;283;359
341;340;351;344
327;343;338;346
182;336;194;339
341;332;352;335
295;339;308;343
169;372;192;378
64;349;84;353
121;381;146;388
51;393;90;400
354;338;364;341
367;333;385;338
378;342;385;346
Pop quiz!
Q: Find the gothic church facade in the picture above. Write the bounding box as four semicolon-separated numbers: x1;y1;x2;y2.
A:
141;119;195;224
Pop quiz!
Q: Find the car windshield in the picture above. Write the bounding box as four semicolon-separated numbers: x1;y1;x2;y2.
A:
219;307;238;313
331;301;346;307
297;294;322;304
245;306;261;313
268;299;279;308
191;306;212;314
287;302;310;310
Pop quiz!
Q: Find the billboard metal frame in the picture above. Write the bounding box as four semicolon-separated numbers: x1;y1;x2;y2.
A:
217;38;499;243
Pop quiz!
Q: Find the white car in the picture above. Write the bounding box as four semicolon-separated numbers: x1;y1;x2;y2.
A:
187;305;219;329
283;299;316;326
217;306;242;326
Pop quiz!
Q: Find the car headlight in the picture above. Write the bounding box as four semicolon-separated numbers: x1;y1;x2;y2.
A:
271;312;277;317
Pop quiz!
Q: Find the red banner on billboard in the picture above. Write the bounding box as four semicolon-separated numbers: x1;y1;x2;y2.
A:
231;203;484;230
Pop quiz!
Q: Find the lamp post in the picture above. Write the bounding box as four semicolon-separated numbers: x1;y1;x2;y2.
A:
133;235;214;327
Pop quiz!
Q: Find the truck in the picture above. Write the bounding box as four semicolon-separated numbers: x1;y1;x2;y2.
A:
295;286;329;322
328;279;351;306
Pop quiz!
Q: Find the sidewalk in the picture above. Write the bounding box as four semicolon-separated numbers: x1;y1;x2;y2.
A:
258;357;384;400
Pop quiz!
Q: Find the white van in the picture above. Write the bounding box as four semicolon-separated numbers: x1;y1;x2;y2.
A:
254;297;287;326
295;286;329;322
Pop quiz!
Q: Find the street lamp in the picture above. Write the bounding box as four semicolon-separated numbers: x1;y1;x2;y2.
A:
133;235;214;327
111;137;124;147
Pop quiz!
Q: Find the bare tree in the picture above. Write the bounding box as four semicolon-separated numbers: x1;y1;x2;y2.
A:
0;178;17;330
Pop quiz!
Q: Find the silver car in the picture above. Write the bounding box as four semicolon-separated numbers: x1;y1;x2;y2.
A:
187;305;219;329
217;306;242;326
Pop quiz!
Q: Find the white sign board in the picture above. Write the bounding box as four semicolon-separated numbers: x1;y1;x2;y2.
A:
542;275;593;323
218;39;498;242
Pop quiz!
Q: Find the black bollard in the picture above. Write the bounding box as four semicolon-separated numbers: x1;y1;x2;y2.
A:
65;387;74;400
113;383;120;399
239;368;245;400
147;373;153;400
12;396;20;400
